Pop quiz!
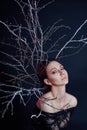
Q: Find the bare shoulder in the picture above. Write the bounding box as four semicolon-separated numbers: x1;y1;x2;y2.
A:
36;92;52;112
66;93;78;107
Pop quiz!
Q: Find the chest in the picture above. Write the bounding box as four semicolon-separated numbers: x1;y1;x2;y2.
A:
48;99;71;113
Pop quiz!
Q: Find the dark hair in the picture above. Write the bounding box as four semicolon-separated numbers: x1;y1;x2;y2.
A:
38;60;48;83
38;59;58;84
38;60;52;90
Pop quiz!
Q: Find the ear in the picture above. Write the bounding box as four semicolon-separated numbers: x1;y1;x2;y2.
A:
44;78;52;85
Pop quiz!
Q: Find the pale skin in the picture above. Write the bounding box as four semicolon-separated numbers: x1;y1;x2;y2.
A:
36;61;77;113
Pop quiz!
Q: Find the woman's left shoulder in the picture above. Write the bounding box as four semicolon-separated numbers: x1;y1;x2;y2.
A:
67;93;78;107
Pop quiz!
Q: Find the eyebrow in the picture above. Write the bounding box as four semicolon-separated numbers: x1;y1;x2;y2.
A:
49;65;63;72
50;67;57;72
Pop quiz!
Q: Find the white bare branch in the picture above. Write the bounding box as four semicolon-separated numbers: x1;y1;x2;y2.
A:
55;19;87;59
0;0;87;118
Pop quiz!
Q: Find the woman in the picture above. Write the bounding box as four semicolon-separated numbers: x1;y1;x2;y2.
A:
32;60;77;130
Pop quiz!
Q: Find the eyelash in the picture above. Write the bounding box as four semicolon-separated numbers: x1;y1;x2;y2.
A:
52;71;57;74
61;66;64;70
52;67;64;74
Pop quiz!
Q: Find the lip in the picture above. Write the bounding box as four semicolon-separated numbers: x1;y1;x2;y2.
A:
62;76;67;80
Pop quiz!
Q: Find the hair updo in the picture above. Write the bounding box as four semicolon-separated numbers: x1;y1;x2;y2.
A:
38;59;57;85
38;60;48;83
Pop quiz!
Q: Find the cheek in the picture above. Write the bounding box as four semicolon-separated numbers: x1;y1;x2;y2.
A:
48;76;62;86
64;70;68;76
65;71;68;78
64;71;69;82
47;74;60;82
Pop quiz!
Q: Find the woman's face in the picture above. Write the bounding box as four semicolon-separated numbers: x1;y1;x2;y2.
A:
45;61;68;86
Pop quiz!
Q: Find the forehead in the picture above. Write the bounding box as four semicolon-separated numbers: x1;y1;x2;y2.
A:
46;61;61;71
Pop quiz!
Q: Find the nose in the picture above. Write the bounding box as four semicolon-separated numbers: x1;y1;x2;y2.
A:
58;69;65;75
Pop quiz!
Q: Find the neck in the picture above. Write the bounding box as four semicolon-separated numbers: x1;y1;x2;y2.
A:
51;85;66;100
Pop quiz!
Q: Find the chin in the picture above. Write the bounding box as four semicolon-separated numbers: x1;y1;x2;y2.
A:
63;79;68;85
65;81;68;85
63;76;68;82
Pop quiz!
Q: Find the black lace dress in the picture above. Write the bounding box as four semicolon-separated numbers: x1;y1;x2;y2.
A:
31;106;75;130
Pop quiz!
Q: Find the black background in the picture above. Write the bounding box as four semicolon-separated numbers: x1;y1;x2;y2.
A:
0;0;87;130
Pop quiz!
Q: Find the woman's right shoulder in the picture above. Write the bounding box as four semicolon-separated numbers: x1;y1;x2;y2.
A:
36;92;51;111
